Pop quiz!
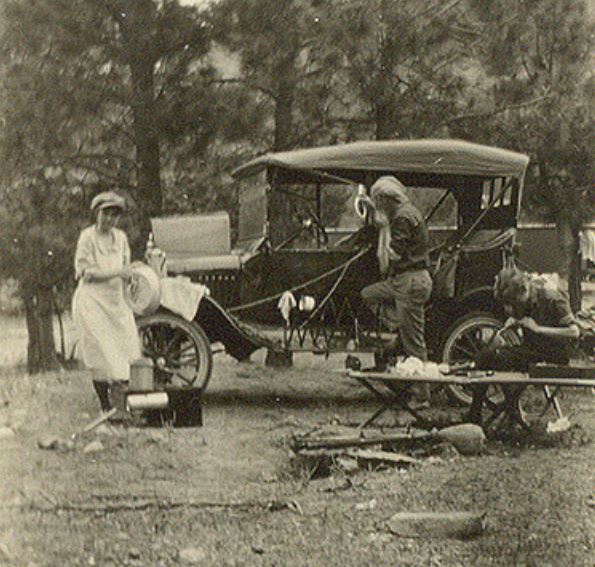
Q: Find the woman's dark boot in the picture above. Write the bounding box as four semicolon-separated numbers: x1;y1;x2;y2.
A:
108;381;131;424
92;380;112;413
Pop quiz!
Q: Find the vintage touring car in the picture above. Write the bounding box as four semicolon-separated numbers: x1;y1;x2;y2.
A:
137;139;529;404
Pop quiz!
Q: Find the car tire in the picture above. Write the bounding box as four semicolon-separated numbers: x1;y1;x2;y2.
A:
440;311;518;406
137;312;213;392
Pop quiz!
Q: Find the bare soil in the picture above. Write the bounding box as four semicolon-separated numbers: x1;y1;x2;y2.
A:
0;319;594;567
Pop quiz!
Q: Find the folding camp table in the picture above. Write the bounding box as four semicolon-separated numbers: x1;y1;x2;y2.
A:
347;370;595;434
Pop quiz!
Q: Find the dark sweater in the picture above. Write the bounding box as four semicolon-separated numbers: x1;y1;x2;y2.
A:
387;202;430;275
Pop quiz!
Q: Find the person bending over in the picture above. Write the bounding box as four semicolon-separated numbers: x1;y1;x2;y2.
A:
476;267;580;372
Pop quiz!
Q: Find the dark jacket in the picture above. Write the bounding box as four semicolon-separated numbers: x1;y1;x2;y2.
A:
388;202;430;275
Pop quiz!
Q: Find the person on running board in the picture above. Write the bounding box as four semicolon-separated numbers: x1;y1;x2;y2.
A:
360;176;433;402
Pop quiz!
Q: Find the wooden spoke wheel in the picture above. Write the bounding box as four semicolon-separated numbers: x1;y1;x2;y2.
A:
137;312;213;391
441;312;520;406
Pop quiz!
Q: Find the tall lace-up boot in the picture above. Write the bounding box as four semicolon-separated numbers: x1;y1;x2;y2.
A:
92;380;112;413
108;381;131;424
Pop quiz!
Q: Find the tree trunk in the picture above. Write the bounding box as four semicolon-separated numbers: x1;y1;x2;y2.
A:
374;22;396;141
557;212;582;312
375;100;394;141
273;69;295;152
130;56;162;220
122;0;162;221
24;287;59;374
568;230;582;312
270;59;297;245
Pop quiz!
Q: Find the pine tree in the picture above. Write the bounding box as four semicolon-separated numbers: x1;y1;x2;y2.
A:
0;0;217;371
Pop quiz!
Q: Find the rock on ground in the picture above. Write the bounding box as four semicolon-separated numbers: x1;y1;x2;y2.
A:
178;546;208;564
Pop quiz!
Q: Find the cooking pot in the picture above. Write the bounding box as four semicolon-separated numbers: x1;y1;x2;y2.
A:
124;261;162;316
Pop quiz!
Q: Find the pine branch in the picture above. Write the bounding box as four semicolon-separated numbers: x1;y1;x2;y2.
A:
65;153;136;166
436;96;552;130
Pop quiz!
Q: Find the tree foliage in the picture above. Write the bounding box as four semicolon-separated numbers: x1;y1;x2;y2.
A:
454;0;594;307
0;0;593;370
0;0;220;370
316;0;475;140
209;0;342;152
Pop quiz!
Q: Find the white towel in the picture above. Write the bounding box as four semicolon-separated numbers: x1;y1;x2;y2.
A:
160;277;208;321
580;229;595;263
277;291;297;324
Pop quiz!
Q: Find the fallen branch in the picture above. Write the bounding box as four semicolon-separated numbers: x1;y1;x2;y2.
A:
293;424;486;456
292;430;424;452
8;496;303;515
345;449;419;467
12;499;260;514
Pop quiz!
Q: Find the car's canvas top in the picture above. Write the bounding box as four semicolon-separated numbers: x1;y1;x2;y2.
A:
232;139;530;180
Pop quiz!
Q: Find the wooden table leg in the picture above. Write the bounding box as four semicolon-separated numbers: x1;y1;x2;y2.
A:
543;385;563;419
354;378;395;429
354;377;423;428
467;385;488;425
467;385;520;435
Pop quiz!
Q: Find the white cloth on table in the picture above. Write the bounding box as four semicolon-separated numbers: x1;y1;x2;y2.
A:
72;226;141;382
159;276;208;321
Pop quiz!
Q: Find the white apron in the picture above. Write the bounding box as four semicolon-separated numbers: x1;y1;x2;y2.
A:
72;226;141;382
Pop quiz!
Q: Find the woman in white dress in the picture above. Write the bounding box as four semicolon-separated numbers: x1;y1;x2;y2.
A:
73;191;141;420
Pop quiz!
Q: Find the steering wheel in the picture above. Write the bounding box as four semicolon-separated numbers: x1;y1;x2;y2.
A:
304;212;329;247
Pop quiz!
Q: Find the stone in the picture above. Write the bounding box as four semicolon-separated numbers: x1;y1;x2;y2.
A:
387;511;486;539
128;547;141;559
355;498;378;511
428;441;460;460
57;439;76;452
82;440;104;454
0;542;14;562
95;424;118;436
38;436;60;450
178;546;208;564
436;424;485;456
146;430;166;443
366;532;392;545
335;456;360;474
9;409;27;428
0;426;15;439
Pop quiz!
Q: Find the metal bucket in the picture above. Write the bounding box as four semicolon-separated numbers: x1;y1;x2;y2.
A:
129;357;154;392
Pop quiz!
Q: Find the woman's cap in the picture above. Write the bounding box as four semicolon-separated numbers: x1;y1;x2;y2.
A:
90;191;126;212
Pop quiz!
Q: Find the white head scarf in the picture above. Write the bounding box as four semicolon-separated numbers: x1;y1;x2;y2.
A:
370;176;409;207
370;176;409;275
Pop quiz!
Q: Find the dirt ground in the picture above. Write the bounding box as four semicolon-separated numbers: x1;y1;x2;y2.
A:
0;316;594;567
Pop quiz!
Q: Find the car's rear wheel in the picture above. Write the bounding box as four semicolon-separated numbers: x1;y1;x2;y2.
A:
137;312;213;391
441;312;519;406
